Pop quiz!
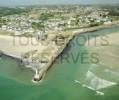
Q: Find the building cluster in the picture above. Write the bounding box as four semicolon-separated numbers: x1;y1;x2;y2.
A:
0;6;113;38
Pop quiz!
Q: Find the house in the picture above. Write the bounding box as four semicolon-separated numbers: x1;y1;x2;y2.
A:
104;21;112;25
1;25;7;30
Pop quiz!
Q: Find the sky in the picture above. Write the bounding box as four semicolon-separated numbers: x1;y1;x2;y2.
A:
0;0;119;6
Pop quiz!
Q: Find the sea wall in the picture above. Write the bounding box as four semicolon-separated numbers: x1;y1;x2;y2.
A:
0;20;119;83
32;21;119;83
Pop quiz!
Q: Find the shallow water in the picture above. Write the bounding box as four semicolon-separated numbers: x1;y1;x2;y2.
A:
0;26;119;100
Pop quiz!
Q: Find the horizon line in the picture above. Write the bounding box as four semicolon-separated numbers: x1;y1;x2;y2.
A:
0;3;119;7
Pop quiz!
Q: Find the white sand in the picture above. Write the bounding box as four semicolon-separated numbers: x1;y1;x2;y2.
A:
85;32;119;47
0;35;46;58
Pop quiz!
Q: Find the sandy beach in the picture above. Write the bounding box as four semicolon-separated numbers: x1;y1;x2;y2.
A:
0;35;46;58
0;21;119;83
85;32;119;47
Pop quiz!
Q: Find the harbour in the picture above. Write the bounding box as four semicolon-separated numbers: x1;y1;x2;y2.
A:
0;21;119;83
0;25;119;100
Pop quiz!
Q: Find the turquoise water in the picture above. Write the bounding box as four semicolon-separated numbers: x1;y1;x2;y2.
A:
0;26;119;100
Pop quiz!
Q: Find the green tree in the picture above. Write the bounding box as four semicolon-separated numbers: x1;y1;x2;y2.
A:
39;13;54;21
31;22;44;30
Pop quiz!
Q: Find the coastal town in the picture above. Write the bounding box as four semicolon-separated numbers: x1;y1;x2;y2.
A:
0;5;117;36
0;5;119;83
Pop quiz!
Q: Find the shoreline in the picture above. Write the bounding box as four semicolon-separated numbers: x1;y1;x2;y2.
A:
0;21;119;83
31;21;119;83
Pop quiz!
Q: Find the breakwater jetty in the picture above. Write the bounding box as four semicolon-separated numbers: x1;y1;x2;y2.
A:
31;21;119;83
0;21;119;83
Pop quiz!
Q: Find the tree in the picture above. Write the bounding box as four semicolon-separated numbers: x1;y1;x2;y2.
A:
31;22;44;30
39;13;54;21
